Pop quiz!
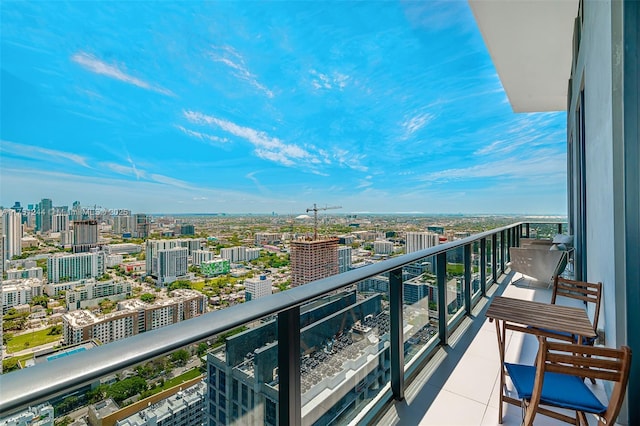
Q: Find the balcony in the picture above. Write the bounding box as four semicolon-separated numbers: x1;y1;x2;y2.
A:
2;222;596;426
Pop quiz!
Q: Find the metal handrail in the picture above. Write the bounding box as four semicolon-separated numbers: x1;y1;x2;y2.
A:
0;221;532;415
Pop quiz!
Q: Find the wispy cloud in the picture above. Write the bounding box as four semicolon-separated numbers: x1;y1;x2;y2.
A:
420;152;566;183
102;160;193;189
310;70;350;90
176;125;230;144
402;112;435;136
332;148;368;172
184;110;319;167
71;52;174;96
1;140;90;168
209;45;273;98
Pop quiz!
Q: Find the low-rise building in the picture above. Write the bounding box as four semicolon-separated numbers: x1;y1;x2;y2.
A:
5;266;44;280
1;278;43;314
65;279;132;310
62;289;207;345
244;275;272;301
0;403;54;426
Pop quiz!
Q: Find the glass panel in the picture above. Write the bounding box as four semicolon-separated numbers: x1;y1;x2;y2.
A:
495;233;502;274
403;256;438;363
471;241;482;301
486;238;493;287
446;248;464;322
299;283;390;425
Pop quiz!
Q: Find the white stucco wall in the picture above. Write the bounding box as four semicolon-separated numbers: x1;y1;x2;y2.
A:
581;1;619;346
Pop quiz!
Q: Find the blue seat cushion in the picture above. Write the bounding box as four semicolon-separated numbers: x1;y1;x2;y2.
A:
504;363;606;414
528;326;597;345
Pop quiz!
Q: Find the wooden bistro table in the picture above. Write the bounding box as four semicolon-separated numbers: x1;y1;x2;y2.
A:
485;296;597;423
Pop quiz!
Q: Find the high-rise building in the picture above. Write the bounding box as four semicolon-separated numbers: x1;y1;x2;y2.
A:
146;239;204;281
192;249;215;266
47;252;105;283
220;246;260;262
244;275;272;301
205;291;388;426
1;209;22;261
156;247;188;286
72;220;98;253
290;238;339;286
37;198;53;233
71;200;83;221
373;240;394;255
134;214;149;238
405;232;439;254
112;214;134;235
180;224;195;235
337;246;352;273
52;213;69;233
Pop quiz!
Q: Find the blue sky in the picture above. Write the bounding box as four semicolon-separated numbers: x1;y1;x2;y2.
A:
0;1;567;215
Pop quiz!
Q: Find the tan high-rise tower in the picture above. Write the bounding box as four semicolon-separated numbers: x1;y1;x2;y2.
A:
290;238;339;286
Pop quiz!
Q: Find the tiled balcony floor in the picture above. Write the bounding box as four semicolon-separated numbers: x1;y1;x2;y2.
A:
376;270;607;426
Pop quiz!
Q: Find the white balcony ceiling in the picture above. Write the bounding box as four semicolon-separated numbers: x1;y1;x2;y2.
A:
468;0;578;112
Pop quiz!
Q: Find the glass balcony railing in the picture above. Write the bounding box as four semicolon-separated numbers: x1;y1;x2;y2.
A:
0;222;566;426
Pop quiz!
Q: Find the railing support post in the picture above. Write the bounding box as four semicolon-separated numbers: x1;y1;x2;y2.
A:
464;244;472;314
480;238;487;295
500;230;506;273
492;234;498;283
437;252;448;345
525;223;530;238
389;267;404;401
278;306;301;426
558;223;563;234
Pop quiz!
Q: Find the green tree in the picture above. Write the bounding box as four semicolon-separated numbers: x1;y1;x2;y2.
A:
140;293;156;303
107;376;147;403
170;349;189;366
197;342;208;357
168;280;192;291
31;295;49;308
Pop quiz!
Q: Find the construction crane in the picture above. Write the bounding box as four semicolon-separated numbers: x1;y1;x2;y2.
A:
306;203;342;240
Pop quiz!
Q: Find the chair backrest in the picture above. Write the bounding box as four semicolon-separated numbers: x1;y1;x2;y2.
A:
552;277;602;331
527;338;632;426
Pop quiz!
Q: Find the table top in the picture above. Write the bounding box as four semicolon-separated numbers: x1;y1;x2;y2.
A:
486;296;596;338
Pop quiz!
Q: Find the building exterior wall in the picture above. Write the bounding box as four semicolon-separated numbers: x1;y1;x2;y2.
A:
405;232;438;254
566;2;639;421
47;252;105;283
290;238;339;286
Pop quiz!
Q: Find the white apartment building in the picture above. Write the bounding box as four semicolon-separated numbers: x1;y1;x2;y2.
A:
65;279;132;310
1;278;43;314
192;249;215;266
374;240;394;255
405;232;439;254
105;243;141;255
63;289;206;345
105;254;124;268
255;232;281;245
1;209;22;261
51;213;69;233
47;252;105;283
244;275;272;301
5;266;44;280
337;246;352;273
146;239;204;279
156;247;188;286
220;246;260;262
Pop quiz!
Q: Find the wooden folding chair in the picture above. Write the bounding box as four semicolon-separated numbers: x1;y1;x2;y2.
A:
505;337;632;426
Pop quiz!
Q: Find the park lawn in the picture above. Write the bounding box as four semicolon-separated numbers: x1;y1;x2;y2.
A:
6;327;62;353
163;368;202;390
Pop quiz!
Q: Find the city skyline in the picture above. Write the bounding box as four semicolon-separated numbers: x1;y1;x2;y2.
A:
1;1;567;215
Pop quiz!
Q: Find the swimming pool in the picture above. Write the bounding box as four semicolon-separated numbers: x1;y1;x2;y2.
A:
46;346;87;361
